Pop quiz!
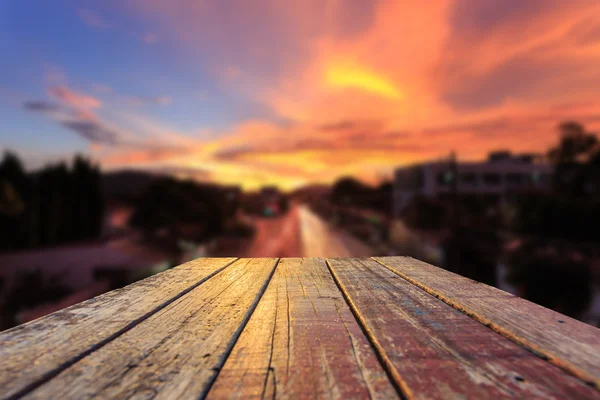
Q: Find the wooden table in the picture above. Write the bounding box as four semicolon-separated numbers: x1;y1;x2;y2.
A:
1;257;599;399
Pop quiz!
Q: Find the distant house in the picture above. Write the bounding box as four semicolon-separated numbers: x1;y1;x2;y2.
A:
393;152;552;218
260;186;282;216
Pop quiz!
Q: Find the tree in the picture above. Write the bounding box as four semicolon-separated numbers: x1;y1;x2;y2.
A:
507;121;598;320
0;152;30;249
507;240;592;319
512;121;600;241
72;155;104;239
548;122;599;197
548;122;597;164
0;152;105;250
330;176;392;213
129;178;225;242
331;177;371;206
1;269;72;329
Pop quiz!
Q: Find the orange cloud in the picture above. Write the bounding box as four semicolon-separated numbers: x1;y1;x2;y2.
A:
78;8;111;29
97;0;600;190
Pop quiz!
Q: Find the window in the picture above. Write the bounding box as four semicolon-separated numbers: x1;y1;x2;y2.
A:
460;173;478;185
436;171;455;186
506;173;525;185
483;173;501;185
395;167;424;190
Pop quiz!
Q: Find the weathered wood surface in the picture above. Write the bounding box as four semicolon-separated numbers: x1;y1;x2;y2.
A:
375;256;600;389
328;258;599;399
1;257;599;400
208;258;397;399
20;258;278;400
0;257;237;400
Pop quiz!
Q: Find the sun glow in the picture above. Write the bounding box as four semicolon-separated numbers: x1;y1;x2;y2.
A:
325;64;402;100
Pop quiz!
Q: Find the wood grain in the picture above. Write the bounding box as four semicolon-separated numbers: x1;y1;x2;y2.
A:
208;258;398;399
375;256;600;389
21;258;278;400
0;257;237;400
328;258;599;400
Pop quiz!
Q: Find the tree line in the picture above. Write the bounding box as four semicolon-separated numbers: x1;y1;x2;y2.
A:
0;152;104;250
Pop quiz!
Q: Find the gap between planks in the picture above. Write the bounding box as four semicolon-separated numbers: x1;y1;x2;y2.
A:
324;258;410;400
371;256;600;391
199;258;281;399
3;258;239;400
207;258;398;399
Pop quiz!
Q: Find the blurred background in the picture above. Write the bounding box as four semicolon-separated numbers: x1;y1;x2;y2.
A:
1;0;600;330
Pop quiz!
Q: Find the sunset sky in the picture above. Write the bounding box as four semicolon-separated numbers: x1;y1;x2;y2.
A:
2;0;600;190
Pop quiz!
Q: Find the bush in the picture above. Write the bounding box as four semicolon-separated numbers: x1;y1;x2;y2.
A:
511;194;600;241
508;242;592;318
224;221;256;238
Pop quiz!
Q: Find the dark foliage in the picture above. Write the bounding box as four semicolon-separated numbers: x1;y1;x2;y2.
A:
0;152;104;250
508;240;592;318
223;220;256;238
1;269;72;329
402;196;447;230
331;177;392;215
102;170;159;202
512;194;600;241
442;227;501;286
128;178;229;242
548;121;600;197
513;122;600;241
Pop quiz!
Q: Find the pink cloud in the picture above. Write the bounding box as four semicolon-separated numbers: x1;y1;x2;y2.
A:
48;86;102;110
144;33;158;44
92;84;112;94
78;9;111;29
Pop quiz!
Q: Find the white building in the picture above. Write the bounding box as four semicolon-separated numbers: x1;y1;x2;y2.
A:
393;152;552;218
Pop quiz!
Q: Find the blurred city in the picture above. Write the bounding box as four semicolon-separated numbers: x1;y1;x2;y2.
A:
1;1;600;331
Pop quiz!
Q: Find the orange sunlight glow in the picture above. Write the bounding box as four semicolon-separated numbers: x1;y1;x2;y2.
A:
98;0;600;190
325;63;403;100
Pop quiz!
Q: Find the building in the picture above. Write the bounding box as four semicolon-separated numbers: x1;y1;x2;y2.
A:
393;152;552;217
260;186;282;216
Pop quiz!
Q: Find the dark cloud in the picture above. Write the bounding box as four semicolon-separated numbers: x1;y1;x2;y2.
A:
214;129;418;161
344;130;410;141
25;97;122;145
317;119;384;132
439;1;600;111
154;166;214;180
213;145;253;160
450;1;554;36
422;118;511;137
440;48;582;110
23;101;62;113
318;120;358;131
61;121;120;145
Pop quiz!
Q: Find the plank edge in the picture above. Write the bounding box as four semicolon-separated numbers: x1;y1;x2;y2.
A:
199;257;281;399
372;256;600;391
325;258;410;399
4;257;239;400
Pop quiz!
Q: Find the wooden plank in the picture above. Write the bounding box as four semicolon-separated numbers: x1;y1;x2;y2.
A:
21;258;278;400
375;256;600;389
208;257;398;399
0;257;237;400
328;258;599;399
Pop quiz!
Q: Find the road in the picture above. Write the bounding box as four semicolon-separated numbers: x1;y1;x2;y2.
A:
244;205;373;257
